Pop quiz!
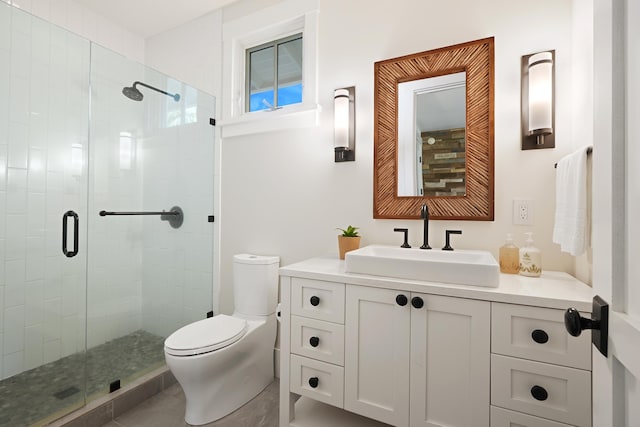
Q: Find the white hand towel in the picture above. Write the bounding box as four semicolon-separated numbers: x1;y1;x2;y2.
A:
552;146;591;256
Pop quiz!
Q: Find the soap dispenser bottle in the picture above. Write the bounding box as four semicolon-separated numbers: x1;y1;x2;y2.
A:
499;233;519;274
519;232;542;277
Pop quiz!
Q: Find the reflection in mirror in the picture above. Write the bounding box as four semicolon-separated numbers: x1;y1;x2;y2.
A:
397;72;466;197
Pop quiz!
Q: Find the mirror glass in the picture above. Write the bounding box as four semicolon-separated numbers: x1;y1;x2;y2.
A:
373;37;494;220
397;72;466;197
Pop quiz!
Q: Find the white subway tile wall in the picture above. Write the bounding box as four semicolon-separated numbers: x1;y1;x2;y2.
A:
0;1;215;382
0;3;90;379
0;0;144;63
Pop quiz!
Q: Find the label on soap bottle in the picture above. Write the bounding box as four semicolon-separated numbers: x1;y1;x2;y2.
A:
519;251;542;277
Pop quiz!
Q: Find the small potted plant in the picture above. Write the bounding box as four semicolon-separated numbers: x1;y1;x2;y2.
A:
337;225;361;260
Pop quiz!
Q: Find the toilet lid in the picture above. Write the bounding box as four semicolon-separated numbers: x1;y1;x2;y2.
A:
164;314;248;356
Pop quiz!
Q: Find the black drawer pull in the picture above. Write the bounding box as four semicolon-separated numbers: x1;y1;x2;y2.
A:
396;294;408;306
309;336;320;347
531;385;548;401
411;296;424;309
310;296;320;306
531;329;549;344
308;377;319;388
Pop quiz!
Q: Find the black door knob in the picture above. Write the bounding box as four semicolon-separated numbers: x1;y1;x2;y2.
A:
564;296;609;357
531;329;549;344
564;307;599;337
309;336;320;347
396;294;408;306
308;377;319;388
530;385;548;401
310;296;320;306
411;296;424;309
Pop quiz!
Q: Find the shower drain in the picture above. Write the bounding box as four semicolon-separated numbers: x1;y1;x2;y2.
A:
53;386;80;400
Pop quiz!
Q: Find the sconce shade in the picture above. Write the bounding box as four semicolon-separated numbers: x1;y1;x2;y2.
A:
527;52;553;136
334;89;350;148
334;86;355;162
521;50;554;150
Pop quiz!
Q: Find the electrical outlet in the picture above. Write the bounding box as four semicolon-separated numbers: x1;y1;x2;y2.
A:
513;199;534;225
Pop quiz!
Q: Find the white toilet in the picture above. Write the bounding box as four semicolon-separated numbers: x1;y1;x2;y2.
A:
164;254;279;426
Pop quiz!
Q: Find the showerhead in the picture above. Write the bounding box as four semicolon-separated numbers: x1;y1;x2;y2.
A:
122;85;143;101
122;81;180;102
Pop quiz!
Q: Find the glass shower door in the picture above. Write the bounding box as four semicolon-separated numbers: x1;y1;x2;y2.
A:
0;4;90;426
85;45;215;400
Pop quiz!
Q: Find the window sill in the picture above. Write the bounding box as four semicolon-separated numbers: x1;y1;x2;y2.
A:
219;103;321;138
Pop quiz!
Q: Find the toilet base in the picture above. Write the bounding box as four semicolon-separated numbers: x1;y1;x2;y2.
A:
165;317;276;426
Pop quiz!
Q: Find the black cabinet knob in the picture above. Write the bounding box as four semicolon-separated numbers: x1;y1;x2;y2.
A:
309;336;320;347
411;296;424;309
396;294;408;306
531;329;549;344
310;296;320;306
530;385;548;401
308;377;319;388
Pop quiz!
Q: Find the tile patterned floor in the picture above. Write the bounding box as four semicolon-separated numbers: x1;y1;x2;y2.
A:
103;379;279;427
0;330;165;427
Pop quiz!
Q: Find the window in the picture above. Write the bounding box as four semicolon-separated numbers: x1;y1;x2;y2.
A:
222;0;319;136
246;34;303;112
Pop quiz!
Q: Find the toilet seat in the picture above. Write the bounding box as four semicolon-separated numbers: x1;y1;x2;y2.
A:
164;314;248;356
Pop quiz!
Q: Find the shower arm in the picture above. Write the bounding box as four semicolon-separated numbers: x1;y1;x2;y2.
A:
133;81;179;100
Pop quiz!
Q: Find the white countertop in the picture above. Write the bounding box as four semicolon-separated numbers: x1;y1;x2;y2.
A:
280;256;594;312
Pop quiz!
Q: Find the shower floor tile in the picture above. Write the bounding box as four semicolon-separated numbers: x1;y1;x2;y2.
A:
0;330;166;427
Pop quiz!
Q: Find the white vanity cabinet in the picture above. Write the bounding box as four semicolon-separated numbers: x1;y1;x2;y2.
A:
344;285;490;427
279;257;593;427
490;303;592;427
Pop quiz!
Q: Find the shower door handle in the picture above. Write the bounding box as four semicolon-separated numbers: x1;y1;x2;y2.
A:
62;210;79;258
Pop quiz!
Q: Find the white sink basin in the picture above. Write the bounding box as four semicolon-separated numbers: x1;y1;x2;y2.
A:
344;245;499;287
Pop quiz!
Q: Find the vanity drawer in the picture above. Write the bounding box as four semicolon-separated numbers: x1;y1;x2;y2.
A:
491;406;575;427
291;315;345;366
492;303;591;370
290;354;344;408
291;278;345;323
491;354;591;427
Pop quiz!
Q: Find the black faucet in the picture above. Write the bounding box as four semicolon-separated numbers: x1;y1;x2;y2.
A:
442;230;462;251
393;228;411;248
419;203;431;250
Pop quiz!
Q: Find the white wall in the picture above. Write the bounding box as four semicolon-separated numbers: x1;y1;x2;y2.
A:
1;0;145;62
571;0;594;284
144;0;593;315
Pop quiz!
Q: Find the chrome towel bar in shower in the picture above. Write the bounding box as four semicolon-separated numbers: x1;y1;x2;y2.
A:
99;206;183;229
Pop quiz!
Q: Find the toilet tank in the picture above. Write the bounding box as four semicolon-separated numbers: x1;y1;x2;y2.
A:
233;254;280;316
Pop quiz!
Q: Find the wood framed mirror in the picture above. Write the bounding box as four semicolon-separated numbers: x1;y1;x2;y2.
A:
374;37;494;220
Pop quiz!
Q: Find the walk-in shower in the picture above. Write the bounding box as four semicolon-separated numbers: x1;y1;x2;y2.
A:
122;81;181;102
0;4;216;426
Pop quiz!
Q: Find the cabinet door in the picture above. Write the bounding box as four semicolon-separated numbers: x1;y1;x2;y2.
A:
410;294;490;427
344;285;410;427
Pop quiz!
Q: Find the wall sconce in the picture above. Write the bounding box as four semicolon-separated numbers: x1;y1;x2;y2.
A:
334;86;355;162
521;50;555;150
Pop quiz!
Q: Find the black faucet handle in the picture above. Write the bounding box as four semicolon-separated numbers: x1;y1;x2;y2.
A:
393;228;411;248
442;229;462;251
